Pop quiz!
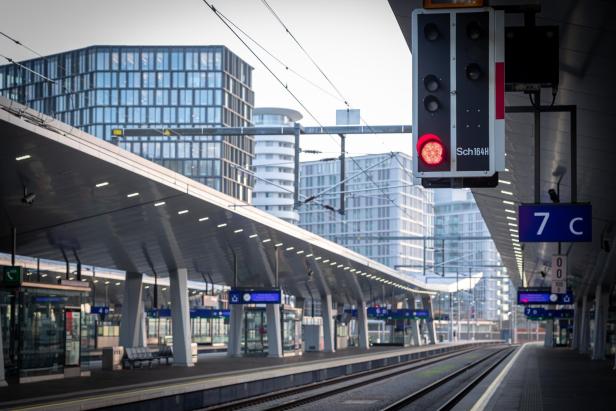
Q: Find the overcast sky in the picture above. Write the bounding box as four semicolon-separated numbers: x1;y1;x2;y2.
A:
0;0;413;160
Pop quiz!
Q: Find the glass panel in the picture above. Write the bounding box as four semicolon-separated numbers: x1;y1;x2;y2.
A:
64;309;81;366
19;291;66;377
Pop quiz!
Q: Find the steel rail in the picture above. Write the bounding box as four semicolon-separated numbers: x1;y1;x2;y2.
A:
202;343;497;411
380;346;515;411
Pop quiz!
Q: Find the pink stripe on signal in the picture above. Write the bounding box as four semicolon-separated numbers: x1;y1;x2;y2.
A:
495;62;505;119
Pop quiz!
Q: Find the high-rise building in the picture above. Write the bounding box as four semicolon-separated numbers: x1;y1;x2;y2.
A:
0;45;255;201
299;153;434;276
252;107;302;224
433;189;511;322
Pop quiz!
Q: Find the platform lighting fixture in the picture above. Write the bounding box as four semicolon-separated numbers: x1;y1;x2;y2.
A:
350;269;356;272
500;190;514;196
505;168;510;172
262;238;272;243
115;282;121;286
105;281;110;285
314;256;322;261
95;181;109;188
127;192;139;198
16;154;31;161
233;229;244;234
217;223;227;228
508;223;517;227
249;234;258;238
499;180;511;185
296;250;304;255
323;259;330;263
92;279;98;283
154;201;166;207
505;209;515;214
506;216;516;221
286;246;294;251
503;200;515;205
144;285;150;289
274;242;283;247
55;275;61;279
337;264;343;268
178;210;189;215
306;254;313;258
162;287;167;291
198;217;209;222
330;262;337;266
360;272;367;276
423;0;484;8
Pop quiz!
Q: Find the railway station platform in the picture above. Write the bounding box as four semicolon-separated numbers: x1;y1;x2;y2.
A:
479;343;616;411
0;341;492;411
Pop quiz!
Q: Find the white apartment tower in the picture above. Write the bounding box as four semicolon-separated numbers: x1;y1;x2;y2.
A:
252;107;302;224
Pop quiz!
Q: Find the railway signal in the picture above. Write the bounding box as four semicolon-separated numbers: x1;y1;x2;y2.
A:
412;5;505;181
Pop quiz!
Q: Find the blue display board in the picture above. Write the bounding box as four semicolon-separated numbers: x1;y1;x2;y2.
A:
517;287;574;305
228;289;282;304
519;203;592;242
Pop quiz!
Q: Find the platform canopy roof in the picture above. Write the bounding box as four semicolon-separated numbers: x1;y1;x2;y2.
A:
0;97;447;305
388;0;616;295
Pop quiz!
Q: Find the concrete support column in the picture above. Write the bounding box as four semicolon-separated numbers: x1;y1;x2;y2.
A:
228;304;244;357
357;301;370;349
579;294;592;354
592;286;610;360
408;296;421;346
266;304;283;358
422;296;437;345
322;295;335;353
139;311;147;347
0;312;6;387
544;319;554;348
571;300;583;350
169;268;193;366
119;272;144;348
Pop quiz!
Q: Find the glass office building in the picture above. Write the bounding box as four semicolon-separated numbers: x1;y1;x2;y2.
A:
433;189;511;322
299;153;434;275
0;45;255;201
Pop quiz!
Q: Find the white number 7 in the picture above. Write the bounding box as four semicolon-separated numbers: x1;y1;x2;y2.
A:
534;212;550;235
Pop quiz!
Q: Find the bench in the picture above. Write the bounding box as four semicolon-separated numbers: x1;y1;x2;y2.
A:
123;346;174;369
123;347;156;369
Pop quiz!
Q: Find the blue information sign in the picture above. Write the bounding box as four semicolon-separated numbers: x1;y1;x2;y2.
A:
519;203;592;242
190;308;230;318
91;306;110;315
148;308;172;317
228;289;282;304
517;287;574;305
524;307;574;319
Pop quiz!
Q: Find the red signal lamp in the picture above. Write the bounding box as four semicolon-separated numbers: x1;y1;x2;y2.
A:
417;133;446;166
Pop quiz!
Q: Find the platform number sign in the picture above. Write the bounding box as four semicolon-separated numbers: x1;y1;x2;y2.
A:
519;204;592;242
551;255;567;294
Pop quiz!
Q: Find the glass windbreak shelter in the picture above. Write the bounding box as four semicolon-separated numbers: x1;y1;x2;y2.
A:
0;280;90;383
241;305;302;356
146;308;229;347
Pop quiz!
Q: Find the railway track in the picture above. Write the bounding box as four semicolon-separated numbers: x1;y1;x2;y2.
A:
204;343;510;411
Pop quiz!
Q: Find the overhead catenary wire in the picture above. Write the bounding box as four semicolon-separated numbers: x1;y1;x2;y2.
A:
201;1;408;221
256;1;415;220
213;13;346;105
